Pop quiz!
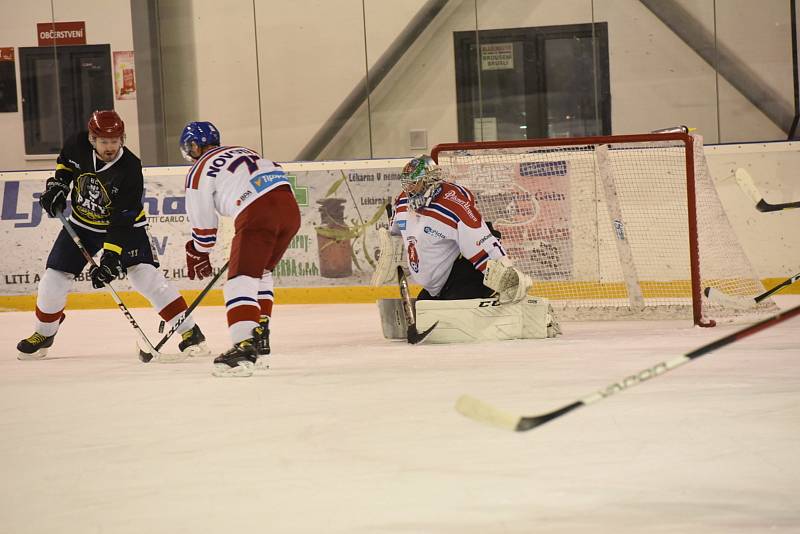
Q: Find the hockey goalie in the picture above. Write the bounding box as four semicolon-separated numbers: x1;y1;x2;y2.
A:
372;155;561;343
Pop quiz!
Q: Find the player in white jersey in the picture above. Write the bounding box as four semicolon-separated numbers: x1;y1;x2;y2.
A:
378;155;531;303
180;121;301;377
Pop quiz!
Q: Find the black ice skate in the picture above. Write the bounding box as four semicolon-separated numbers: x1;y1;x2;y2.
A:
212;339;258;377
254;321;270;370
17;332;56;360
178;324;211;357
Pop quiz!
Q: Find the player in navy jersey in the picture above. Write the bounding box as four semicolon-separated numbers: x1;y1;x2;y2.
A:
375;155;531;303
16;110;209;360
179;121;301;377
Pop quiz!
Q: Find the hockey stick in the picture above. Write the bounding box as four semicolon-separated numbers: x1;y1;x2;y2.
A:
456;302;800;432
138;260;229;362
735;168;800;212
397;267;438;344
704;272;800;310
57;212;175;362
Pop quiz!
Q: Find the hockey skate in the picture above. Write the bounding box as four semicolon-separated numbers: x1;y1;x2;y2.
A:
212;339;258;377
254;319;270;371
178;324;211;357
17;332;56;360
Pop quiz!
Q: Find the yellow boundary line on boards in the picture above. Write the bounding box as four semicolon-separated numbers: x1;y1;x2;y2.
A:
0;278;795;311
0;286;411;311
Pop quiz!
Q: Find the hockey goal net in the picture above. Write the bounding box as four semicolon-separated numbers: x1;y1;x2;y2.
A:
431;132;776;325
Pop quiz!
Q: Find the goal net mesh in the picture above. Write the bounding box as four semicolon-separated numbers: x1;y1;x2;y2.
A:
433;134;776;323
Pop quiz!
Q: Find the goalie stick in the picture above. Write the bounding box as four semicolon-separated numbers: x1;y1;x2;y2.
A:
397;266;438;344
735;168;800;212
704;272;800;310
456;302;800;432
57;212;182;362
138;261;229;362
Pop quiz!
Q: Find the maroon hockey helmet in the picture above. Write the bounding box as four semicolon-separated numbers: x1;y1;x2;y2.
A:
88;110;125;138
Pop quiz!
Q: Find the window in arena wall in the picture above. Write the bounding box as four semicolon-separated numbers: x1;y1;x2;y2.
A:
454;23;610;142
20;44;113;155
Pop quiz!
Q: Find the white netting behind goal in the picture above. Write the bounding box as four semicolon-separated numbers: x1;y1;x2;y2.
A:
432;134;776;323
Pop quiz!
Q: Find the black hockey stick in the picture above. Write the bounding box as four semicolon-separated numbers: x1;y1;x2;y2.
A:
754;199;800;212
735;168;800;212
704;272;800;309
397;265;438;344
139;260;229;362
57;212;168;361
456;302;800;432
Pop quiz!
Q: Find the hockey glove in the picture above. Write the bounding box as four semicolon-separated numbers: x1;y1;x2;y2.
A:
39;177;70;217
89;250;126;289
185;240;212;280
483;257;533;304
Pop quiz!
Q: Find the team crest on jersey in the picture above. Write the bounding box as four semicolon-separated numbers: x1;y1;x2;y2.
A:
73;173;111;221
407;237;420;273
397;220;406;230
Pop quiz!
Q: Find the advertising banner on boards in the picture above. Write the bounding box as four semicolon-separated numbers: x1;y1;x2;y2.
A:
0;163;404;296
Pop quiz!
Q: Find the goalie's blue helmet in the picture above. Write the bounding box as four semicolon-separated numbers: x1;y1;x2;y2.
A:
180;121;220;161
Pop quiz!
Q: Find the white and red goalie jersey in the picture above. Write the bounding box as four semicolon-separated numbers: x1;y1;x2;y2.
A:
184;145;290;253
389;181;507;296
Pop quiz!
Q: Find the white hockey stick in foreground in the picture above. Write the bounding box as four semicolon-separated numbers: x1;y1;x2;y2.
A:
704;273;800;310
456;303;800;432
735;168;800;212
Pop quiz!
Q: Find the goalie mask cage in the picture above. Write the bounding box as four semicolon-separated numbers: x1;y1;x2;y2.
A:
431;133;776;325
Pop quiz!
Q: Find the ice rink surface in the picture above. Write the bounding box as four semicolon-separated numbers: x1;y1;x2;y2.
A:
1;298;798;534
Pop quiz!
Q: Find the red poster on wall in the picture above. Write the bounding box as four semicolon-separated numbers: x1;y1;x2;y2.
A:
113;51;136;100
37;22;86;46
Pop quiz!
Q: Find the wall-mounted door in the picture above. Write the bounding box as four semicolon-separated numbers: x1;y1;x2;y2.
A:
454;23;611;142
20;44;113;155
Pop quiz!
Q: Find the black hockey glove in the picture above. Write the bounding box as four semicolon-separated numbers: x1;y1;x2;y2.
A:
39;177;70;217
89;250;126;289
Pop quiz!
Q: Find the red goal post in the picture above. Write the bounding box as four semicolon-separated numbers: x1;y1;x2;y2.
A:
431;133;775;325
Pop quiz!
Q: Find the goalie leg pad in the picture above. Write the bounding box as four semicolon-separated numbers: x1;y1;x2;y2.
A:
416;298;522;343
521;297;561;339
377;298;410;340
415;297;561;344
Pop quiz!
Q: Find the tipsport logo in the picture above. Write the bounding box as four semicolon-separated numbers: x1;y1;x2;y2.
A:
1;181;187;228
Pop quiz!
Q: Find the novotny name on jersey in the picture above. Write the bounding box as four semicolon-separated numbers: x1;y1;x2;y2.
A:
206;148;257;177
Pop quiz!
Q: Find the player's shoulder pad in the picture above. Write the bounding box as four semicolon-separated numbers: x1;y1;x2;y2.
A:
121;146;142;166
431;181;482;228
394;191;409;212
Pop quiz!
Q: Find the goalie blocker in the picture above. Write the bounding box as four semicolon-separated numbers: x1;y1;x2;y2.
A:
378;296;561;343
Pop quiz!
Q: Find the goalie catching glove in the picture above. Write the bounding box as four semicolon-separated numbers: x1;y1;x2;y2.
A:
370;227;405;286
483;257;533;304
